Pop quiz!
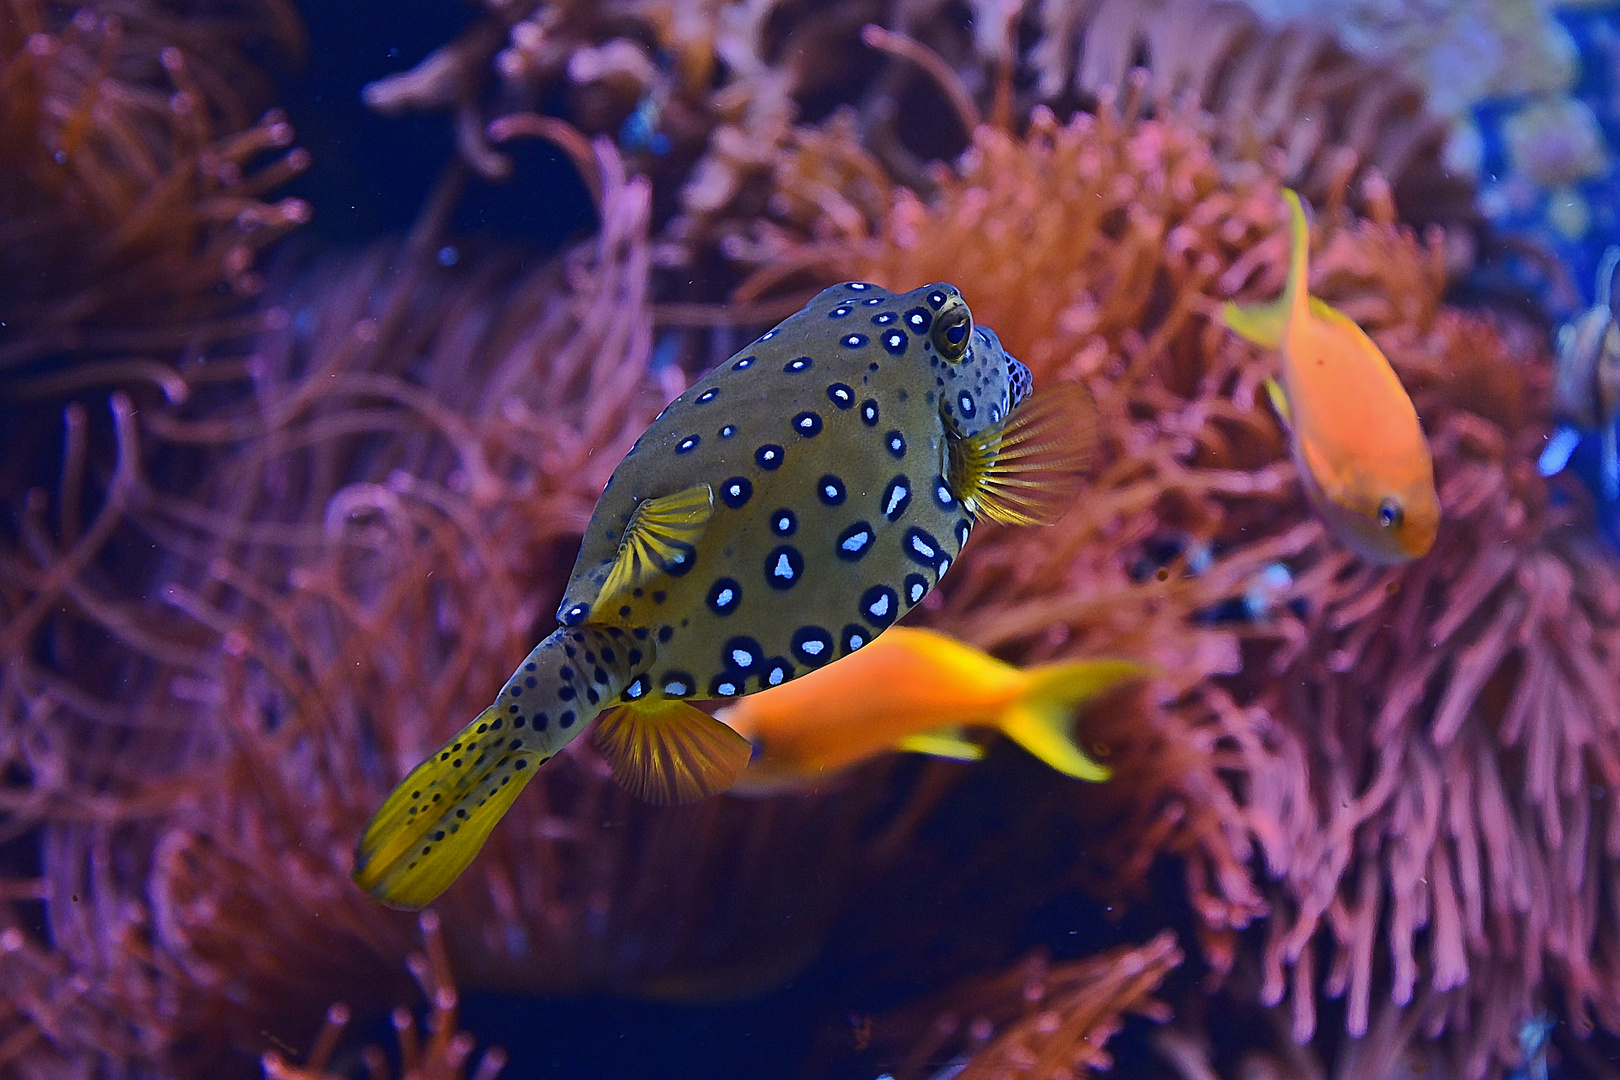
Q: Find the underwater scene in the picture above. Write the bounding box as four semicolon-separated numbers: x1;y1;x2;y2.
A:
9;0;1620;1077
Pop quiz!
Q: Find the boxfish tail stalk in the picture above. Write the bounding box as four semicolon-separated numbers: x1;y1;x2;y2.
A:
352;625;750;910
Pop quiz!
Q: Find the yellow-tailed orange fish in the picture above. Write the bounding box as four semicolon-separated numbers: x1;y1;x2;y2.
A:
352;282;1096;908
1221;189;1439;563
715;626;1148;787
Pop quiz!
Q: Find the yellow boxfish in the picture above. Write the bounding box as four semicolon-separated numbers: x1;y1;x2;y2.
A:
1220;189;1440;564
353;282;1096;908
715;626;1150;789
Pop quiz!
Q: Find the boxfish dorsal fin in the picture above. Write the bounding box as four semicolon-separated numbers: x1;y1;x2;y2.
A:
947;380;1096;526
591;699;752;804
595;483;714;612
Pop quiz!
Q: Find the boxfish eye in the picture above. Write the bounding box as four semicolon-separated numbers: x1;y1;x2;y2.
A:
1376;498;1403;530
932;302;972;362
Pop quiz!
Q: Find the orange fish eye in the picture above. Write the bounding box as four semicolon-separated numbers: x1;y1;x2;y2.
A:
1377;498;1404;530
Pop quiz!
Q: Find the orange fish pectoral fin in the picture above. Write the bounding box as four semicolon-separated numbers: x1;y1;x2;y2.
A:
947;381;1096;526
595;484;714;613
591;699;752;804
353;704;542;909
999;657;1154;781
1220;296;1290;349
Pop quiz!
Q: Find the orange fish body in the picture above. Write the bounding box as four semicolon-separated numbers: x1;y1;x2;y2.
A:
1221;189;1440;564
716;626;1147;786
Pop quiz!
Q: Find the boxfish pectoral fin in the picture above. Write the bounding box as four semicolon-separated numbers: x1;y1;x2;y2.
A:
595;483;714;612
947;381;1097;527
591;699;752;804
997;657;1154;781
352;703;543;910
894;728;985;761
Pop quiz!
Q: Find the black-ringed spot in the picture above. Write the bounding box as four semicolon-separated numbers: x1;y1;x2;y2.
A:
904;573;929;606
765;545;804;589
762;657;792;687
709;573;741;608
827;383;855;408
791;626;835;667
927;289;947;308
935;477;956;509
885;431;906;458
732;355;756;371
696;388;719;403
720;424;737;438
859;584;899;628
663;542;696;577
623;675;649;700
873;311;897;325
958;392;976;418
840;624;868;654
785;356;813;373
676;434;700;454
835;521;873;561
560;603;588;625
793;411;823;437
882;476;912;522
882;330;907;355
722;636;763;672
755;444;785;470
956;518;972;548
710;674;742;697
771;509;798;536
847;282;871;291
830;305;853;318
905;527;946;570
905;307;931;331
841;334;868;349
860;400;879;426
660;673;694;697
720;476;752;509
817;475;847;506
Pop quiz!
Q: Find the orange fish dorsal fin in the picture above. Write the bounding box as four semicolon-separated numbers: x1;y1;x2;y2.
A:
1281;188;1312;325
947;381;1097;526
591;700;752;804
595;484;714;612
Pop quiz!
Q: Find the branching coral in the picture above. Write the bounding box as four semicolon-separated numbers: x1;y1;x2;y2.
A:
0;0;311;375
353;0;1472;300
869;933;1183;1080
0;141;957;1076
796;93;1620;1078
261;912;507;1080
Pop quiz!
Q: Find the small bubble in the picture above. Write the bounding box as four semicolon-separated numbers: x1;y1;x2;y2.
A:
437;245;460;267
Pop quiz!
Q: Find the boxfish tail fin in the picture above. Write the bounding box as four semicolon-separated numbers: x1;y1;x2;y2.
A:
353;625;639;909
997;658;1153;781
948;380;1097;527
352;703;544;910
592;699;753;804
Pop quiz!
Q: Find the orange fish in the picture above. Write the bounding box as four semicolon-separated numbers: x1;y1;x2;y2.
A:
1221;189;1439;563
715;626;1148;787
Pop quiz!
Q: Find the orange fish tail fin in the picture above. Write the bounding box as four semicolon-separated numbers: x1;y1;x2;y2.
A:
592;699;752;804
1281;187;1312;324
997;658;1152;781
353;704;543;910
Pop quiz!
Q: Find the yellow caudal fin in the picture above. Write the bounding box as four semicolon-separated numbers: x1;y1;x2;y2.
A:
353;705;542;909
997;658;1152;781
895;727;986;761
591;700;752;804
596;484;714;612
947;381;1097;526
